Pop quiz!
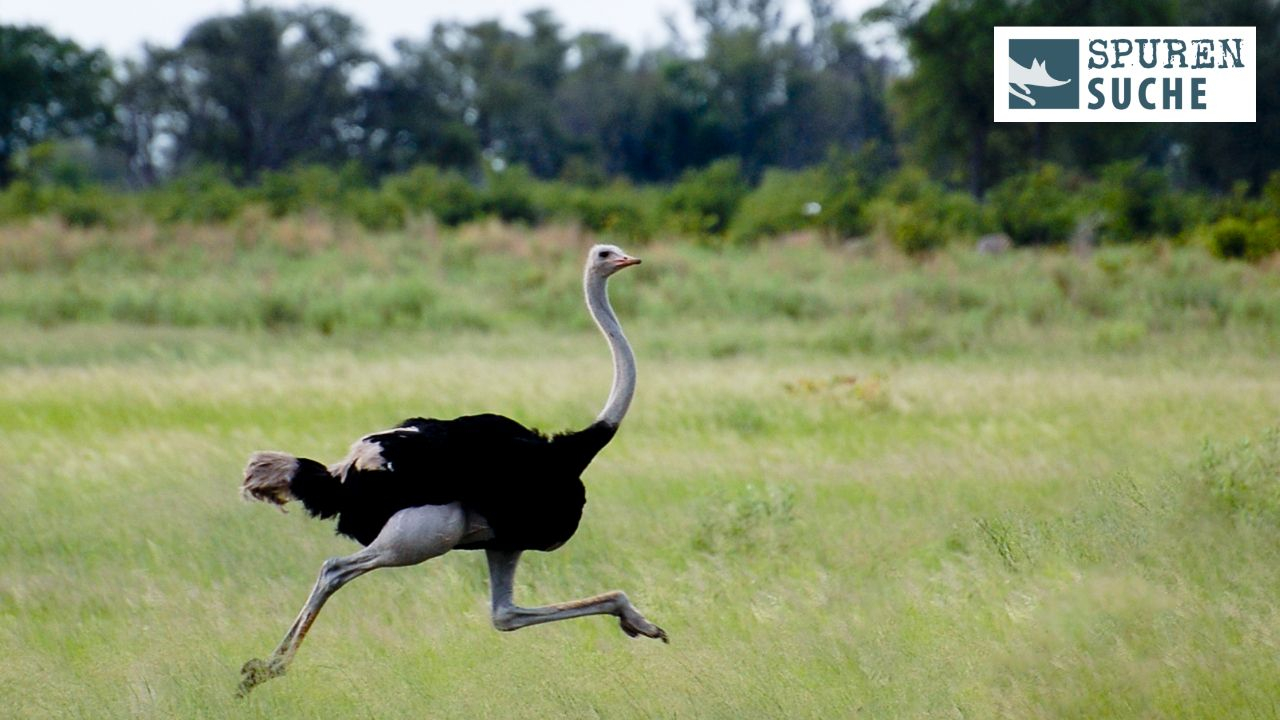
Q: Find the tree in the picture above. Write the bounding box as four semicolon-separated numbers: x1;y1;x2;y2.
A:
774;5;894;170
0;25;113;185
869;0;1280;194
554;31;635;179
1013;0;1181;179
140;6;374;179
559;41;731;182
1181;0;1280;190
409;12;571;177
692;0;791;177
11;0;902;190
867;0;1016;195
115;46;188;186
361;33;478;174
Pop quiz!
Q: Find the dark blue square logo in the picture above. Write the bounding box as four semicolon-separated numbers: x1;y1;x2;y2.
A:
1008;39;1079;109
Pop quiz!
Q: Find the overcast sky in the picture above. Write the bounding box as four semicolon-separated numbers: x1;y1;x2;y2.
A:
2;0;889;60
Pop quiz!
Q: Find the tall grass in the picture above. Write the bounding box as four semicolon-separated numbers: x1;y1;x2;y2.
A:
2;218;1278;357
2;324;1279;717
2;223;1280;717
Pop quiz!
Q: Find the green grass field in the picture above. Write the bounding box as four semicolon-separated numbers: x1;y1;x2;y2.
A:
2;222;1280;717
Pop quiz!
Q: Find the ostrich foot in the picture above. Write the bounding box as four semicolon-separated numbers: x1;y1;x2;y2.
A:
237;656;286;697
619;611;669;643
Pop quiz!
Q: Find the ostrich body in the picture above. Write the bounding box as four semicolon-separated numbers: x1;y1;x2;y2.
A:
236;245;664;697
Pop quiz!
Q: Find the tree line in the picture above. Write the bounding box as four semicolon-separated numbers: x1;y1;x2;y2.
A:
1;0;1277;196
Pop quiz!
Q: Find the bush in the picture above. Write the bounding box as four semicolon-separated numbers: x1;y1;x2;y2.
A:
662;158;749;238
144;169;247;223
988;163;1080;246
0;180;48;221
819;181;871;239
1097;159;1179;241
384;165;483;226
729;168;827;244
257;163;371;218
54;187;116;228
0;180;129;226
867;168;988;254
888;208;948;254
1205;216;1280;262
1;155;1271;255
562;182;655;240
936;191;988;238
347;189;408;232
481;165;541;225
813;146;879;239
258;168;319;217
1262;171;1280;216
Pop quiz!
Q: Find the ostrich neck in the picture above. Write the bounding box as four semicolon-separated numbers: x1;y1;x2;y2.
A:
585;272;635;428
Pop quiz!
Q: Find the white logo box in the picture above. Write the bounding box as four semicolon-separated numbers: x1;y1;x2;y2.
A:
994;26;1256;123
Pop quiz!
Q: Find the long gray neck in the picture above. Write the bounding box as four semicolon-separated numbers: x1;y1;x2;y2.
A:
585;270;635;427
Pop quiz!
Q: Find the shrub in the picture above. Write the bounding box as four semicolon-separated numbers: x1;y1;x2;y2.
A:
936;191;988;237
1097;159;1176;241
258;169;311;217
54;187;116;228
729;168;827;244
1159;189;1218;242
988;163;1080;246
1262;171;1280;216
481;165;541;225
814;146;878;239
0;180;47;221
144;168;247;223
255;164;356;217
889;208;949;254
563;182;655;240
819;181;870;239
692;483;795;554
867;168;988;253
347;189;408;232
1250;217;1280;261
384;165;482;226
875;166;933;206
661;158;749;238
1205;216;1280;262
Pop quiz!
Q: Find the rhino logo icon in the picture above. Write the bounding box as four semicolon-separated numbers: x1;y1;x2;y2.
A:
1008;39;1079;109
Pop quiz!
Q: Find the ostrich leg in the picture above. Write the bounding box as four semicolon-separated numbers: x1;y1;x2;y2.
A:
238;503;471;697
485;549;667;642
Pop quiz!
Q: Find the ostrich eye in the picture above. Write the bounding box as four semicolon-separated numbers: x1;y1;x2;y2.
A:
598;250;610;258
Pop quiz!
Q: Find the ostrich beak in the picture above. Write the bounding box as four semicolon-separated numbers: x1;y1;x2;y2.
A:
613;256;641;269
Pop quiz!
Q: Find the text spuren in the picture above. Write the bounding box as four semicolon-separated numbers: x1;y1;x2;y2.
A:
1084;38;1243;111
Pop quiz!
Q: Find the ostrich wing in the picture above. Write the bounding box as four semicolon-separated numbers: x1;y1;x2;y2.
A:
334;414;600;549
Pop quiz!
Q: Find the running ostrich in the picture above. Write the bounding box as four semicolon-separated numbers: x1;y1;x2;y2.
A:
236;244;664;697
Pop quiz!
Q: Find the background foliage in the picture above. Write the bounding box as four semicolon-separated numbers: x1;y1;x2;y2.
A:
1;0;1277;255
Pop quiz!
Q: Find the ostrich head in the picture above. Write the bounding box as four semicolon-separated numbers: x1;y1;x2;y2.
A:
587;244;641;278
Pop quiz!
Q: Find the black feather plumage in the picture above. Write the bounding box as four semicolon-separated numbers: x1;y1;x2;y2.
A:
290;457;343;519
293;414;617;550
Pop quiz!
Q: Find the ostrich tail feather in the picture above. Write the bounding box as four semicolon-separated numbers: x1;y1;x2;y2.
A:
242;452;299;510
242;452;343;519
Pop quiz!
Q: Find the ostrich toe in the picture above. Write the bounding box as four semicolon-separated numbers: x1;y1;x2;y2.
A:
237;656;286;697
620;613;669;643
